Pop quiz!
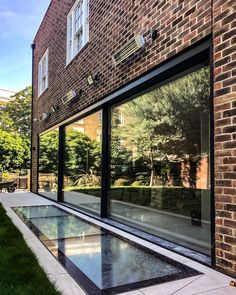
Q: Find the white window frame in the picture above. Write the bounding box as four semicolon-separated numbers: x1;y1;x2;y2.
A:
66;0;89;64
117;112;125;125
38;49;49;97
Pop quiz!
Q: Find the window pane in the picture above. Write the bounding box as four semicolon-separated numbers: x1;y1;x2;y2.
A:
75;29;83;52
38;129;59;201
63;111;102;215
109;66;211;255
74;1;83;32
42;57;46;76
42;76;46;92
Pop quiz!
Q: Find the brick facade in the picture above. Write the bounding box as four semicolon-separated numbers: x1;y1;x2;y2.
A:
213;0;236;277
32;0;236;276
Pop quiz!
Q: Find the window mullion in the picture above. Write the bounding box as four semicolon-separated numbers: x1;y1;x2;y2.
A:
38;62;41;96
72;10;75;57
82;0;86;46
46;51;48;89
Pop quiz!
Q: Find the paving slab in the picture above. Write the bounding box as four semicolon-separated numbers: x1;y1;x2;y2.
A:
0;192;234;295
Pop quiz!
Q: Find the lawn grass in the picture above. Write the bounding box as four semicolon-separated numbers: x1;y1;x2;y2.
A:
0;203;62;295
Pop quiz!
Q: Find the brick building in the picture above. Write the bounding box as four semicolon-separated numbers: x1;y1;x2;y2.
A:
31;0;236;277
0;89;16;108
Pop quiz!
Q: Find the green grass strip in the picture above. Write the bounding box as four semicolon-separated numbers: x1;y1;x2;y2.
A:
0;203;62;295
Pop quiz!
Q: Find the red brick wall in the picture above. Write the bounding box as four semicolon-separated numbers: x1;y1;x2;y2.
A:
213;0;236;277
31;0;236;276
32;0;212;190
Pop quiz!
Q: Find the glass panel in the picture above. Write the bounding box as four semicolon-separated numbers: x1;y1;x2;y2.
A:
76;29;83;52
46;234;180;289
28;215;102;240
109;66;211;255
63;111;102;215
68;15;73;61
42;56;46;76
74;1;83;33
38;129;59;201
14;205;200;293
14;205;68;219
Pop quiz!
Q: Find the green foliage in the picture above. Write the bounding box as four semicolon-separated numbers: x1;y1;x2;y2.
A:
64;130;101;176
0;87;32;172
0;86;31;138
0;130;30;172
74;172;101;187
131;181;141;187
111;67;210;186
39;129;101;183
114;178;129;186
0;204;61;295
39;130;59;174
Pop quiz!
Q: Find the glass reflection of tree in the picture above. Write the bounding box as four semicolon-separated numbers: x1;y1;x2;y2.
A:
64;130;101;187
39;130;59;174
111;67;210;187
110;110;133;182
39;130;59;192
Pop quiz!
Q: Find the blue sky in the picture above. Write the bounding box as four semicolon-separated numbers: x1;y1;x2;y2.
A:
0;0;51;91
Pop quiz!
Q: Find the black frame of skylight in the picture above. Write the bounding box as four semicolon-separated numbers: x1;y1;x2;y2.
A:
13;204;201;295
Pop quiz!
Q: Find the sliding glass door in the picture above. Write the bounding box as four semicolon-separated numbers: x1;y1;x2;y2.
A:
37;55;212;257
62;111;102;215
109;65;211;255
38;128;59;201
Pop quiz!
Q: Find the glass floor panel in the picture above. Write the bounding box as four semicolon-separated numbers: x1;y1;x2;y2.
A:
44;235;180;289
13;205;201;295
30;215;103;240
14;205;69;219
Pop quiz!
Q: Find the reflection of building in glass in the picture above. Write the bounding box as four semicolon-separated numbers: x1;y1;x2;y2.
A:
69;112;102;142
0;89;16;108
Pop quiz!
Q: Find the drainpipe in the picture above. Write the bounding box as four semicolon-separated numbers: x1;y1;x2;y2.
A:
30;42;35;192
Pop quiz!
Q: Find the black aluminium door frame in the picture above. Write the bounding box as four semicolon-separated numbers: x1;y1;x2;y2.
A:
105;41;214;260
58;126;65;203
209;37;215;267
53;37;214;262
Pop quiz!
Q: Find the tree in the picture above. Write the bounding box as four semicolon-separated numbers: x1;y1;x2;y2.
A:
0;86;31;138
0;87;32;172
64;130;101;177
111;66;210;186
39;130;59;174
39;129;101;180
0;130;30;172
110;110;133;182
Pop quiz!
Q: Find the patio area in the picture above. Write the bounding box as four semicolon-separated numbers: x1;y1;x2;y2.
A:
0;192;235;295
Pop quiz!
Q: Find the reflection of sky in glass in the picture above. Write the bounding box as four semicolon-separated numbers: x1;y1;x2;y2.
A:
54;235;180;289
29;215;102;240
14;205;199;291
14;205;68;219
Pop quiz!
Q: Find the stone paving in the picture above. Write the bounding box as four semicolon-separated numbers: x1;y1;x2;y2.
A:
0;192;235;295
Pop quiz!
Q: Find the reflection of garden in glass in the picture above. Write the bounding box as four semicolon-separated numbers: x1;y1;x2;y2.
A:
38;129;59;201
109;66;211;255
63;112;102;214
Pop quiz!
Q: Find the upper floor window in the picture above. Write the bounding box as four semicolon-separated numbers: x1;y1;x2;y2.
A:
38;49;49;97
67;0;89;64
